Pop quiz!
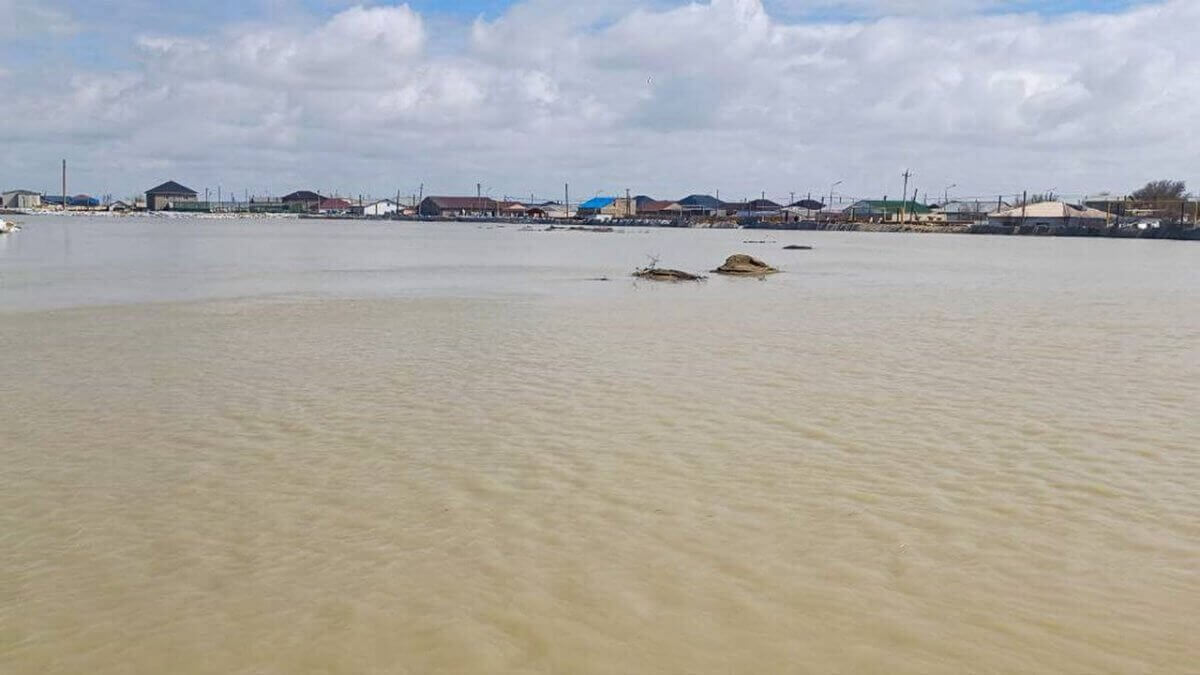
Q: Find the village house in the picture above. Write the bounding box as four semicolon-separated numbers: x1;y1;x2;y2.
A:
281;190;323;213
844;199;936;222
497;201;531;218
987;201;1112;229
145;181;198;211
352;199;400;217
935;200;1004;224
576;196;634;219
317;197;353;214
637;199;683;218
723;198;783;218
418;196;500;218
677;194;723;218
534;202;573;219
2;189;42;209
781;199;827;221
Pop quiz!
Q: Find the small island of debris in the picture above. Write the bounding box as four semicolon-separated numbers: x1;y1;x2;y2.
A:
712;254;779;276
632;267;707;282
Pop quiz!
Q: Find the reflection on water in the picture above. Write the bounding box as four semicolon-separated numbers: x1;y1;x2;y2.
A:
1;217;1198;673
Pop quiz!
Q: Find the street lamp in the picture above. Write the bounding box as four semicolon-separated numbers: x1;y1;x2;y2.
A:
943;184;956;206
828;180;842;211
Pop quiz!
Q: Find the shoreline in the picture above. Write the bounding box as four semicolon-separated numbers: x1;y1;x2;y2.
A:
6;209;1198;240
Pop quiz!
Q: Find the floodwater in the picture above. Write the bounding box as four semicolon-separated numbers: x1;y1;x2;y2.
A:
2;216;1198;673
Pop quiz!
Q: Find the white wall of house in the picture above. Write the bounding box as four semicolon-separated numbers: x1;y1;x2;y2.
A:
2;191;42;209
362;200;399;216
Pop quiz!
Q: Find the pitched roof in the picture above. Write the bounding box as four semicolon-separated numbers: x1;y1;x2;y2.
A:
937;200;1003;214
318;198;353;209
282;190;323;202
849;200;933;214
678;194;721;208
748;199;782;210
579;197;617;209
2;189;40;196
990;201;1110;219
638;200;680;212
146;180;197;196
423;196;499;209
789;199;826;210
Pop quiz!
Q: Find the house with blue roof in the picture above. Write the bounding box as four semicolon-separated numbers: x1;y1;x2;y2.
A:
577;196;634;219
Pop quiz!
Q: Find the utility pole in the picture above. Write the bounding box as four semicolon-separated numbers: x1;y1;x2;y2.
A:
477;183;482;216
900;169;912;223
1021;190;1028;227
564;183;569;218
626;188;632;218
61;159;67;211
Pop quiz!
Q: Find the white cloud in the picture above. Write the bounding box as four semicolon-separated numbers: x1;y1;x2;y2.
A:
0;0;78;37
1;0;1198;202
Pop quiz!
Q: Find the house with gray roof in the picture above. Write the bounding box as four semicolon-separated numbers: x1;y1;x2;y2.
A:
145;181;198;211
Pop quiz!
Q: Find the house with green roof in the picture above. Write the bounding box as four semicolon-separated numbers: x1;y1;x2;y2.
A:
845;199;936;222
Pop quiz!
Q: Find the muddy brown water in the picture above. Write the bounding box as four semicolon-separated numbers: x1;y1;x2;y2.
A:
2;217;1198;673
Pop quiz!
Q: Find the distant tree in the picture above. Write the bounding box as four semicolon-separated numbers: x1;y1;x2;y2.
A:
1132;180;1186;201
1027;193;1055;204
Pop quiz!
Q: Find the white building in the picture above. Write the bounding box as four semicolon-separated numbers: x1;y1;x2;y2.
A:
2;190;42;209
353;199;400;217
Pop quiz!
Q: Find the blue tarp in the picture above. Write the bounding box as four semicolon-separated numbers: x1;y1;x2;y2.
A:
579;197;616;210
42;195;101;207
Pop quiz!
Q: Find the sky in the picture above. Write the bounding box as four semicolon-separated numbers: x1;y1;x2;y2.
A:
0;0;1194;204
